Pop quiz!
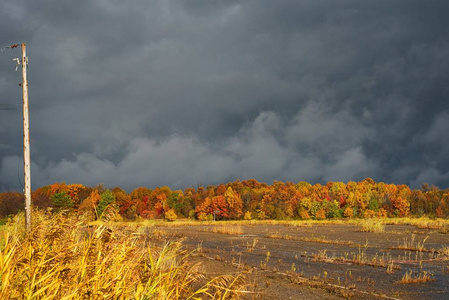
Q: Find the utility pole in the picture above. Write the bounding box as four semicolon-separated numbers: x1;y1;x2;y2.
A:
21;42;31;232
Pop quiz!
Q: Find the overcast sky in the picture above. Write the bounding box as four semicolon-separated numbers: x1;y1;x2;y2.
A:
1;0;449;192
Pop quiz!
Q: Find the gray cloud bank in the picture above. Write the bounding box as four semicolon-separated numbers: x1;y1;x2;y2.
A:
1;1;449;191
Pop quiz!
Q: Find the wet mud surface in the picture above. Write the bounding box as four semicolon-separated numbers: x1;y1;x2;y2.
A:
154;223;449;299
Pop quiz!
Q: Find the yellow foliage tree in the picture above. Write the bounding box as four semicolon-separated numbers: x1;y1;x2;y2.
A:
224;187;243;219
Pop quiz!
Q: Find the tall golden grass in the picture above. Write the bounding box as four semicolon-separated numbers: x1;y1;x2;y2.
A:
0;210;245;299
113;217;449;232
358;219;385;233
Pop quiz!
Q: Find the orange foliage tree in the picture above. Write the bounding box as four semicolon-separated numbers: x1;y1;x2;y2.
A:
79;190;102;218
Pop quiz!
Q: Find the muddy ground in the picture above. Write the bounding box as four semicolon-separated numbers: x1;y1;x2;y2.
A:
150;223;449;299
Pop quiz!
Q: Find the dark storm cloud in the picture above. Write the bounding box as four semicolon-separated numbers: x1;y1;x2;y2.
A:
1;0;449;191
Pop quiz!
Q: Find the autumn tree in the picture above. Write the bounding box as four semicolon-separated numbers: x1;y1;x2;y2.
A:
164;209;177;221
224;187;243;219
424;185;443;216
128;187;153;218
0;192;24;218
151;186;172;217
410;190;427;216
389;185;411;217
49;182;68;196
66;184;87;206
119;198;140;220
215;183;227;196
5;178;447;221
32;186;52;209
79;190;102;219
111;187;130;208
129;187;152;202
196;196;229;220
167;190;190;217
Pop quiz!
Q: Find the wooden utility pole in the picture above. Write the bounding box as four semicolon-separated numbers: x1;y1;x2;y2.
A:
21;42;31;232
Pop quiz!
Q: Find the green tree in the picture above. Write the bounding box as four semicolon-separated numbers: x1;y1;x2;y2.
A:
51;192;74;212
97;190;116;218
326;200;342;218
368;196;380;211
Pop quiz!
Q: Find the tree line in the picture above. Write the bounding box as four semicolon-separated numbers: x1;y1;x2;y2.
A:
1;179;448;221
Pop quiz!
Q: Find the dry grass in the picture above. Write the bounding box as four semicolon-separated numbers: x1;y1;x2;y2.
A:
358;219;385;233
197;225;244;235
138;218;355;229
211;225;243;235
265;233;289;240
245;238;258;252
265;233;357;247
300;236;356;246
384;217;449;230
398;270;435;284
390;234;429;252
309;243;400;272
0;210;246;299
113;217;449;231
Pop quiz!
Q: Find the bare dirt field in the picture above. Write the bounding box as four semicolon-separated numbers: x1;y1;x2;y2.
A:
149;222;449;299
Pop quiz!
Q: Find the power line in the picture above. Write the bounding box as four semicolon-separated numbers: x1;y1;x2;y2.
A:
0;103;20;110
0;82;21;85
